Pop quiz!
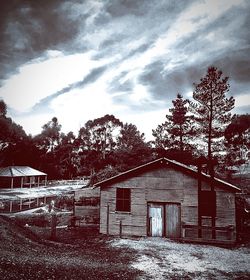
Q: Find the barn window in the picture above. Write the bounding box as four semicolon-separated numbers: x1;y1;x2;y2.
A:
199;191;216;217
116;188;131;212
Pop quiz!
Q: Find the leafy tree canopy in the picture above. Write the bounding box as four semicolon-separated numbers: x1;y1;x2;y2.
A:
34;117;62;153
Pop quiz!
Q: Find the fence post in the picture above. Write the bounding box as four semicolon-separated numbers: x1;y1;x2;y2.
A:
50;212;57;240
107;204;109;235
119;220;122;238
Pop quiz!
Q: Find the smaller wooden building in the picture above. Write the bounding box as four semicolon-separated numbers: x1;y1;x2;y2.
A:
94;158;241;245
0;166;47;189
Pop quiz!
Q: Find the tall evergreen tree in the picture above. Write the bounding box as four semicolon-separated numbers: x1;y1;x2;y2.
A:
152;94;195;153
224;114;250;171
189;67;235;166
117;123;147;150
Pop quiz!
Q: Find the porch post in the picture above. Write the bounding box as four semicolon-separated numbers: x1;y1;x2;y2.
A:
21;177;24;188
20;198;22;211
209;160;216;240
11;177;14;189
38;176;40;187
197;163;202;238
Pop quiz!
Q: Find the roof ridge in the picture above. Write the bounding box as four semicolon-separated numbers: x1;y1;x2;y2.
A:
94;157;241;192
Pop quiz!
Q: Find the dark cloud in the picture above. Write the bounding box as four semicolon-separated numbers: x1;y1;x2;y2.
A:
94;0;191;59
139;61;194;102
105;0;151;17
0;0;86;82
105;0;190;19
205;4;250;42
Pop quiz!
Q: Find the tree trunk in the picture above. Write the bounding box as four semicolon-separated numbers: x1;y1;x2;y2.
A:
180;124;183;152
208;83;213;166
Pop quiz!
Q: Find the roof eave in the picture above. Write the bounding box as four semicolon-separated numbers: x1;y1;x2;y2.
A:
94;157;241;192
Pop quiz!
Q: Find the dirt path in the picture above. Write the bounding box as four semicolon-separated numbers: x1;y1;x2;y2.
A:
111;238;250;279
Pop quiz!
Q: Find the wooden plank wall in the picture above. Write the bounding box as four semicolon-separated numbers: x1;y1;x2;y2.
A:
100;167;199;237
215;187;236;241
100;166;237;242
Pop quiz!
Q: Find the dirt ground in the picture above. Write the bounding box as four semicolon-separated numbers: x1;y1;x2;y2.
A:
111;238;250;279
0;216;140;280
0;215;250;279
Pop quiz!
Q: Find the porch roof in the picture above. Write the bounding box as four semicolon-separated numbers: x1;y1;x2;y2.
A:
0;166;47;177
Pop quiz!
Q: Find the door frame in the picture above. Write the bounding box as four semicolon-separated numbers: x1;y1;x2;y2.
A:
147;202;181;238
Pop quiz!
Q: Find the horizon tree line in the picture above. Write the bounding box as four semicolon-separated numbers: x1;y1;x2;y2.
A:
0;67;249;183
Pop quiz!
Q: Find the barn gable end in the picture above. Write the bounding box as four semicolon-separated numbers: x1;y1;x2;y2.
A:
94;158;240;244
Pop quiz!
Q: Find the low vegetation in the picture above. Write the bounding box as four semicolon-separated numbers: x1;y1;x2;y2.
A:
0;215;140;280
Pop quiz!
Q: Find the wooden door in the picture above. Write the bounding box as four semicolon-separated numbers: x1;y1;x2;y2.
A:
149;205;163;237
165;204;181;238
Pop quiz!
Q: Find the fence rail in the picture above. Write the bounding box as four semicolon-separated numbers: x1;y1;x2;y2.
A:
46;179;88;186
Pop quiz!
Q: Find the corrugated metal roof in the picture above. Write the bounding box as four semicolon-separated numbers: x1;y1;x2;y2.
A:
0;166;47;177
0;184;83;201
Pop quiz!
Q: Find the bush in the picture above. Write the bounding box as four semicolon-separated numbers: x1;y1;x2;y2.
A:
54;195;74;210
14;214;50;227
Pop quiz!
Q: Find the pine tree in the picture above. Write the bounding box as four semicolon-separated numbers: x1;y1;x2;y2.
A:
153;94;195;152
189;67;235;166
224;114;250;173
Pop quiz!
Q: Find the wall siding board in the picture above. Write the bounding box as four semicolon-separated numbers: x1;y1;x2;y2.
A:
146;189;183;202
182;206;198;224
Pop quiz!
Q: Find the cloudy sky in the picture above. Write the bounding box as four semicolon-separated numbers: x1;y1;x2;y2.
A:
0;0;249;140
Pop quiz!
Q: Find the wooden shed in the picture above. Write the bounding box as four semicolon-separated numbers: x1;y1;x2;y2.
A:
94;158;241;245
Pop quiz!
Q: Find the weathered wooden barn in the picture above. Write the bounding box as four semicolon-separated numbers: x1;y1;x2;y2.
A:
94;158;241;244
